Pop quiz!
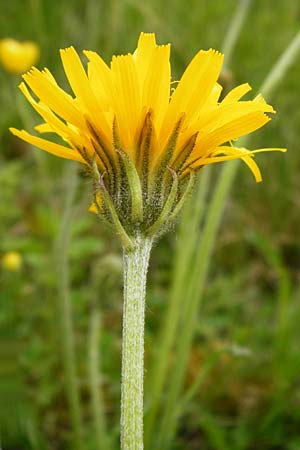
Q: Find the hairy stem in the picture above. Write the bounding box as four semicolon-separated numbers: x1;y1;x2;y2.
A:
121;232;152;450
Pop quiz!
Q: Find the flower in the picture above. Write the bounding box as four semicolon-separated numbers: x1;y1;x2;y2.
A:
2;251;22;271
10;33;285;244
0;38;39;74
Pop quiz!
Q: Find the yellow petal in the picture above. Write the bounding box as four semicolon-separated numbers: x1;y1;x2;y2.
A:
134;32;157;85
190;145;286;181
193;112;271;157
84;51;141;151
88;192;102;213
60;47;111;141
240;155;262;182
10;128;84;162
196;100;274;134
243;147;287;154
175;82;223;154
221;83;252;105
191;147;262;183
19;81;81;143
190;152;262;181
35;123;53;133
213;146;262;182
88;202;98;213
161;49;224;140
87;61;110;108
203;82;223;109
142;44;171;134
110;54;141;152
84;50;114;99
23;68;85;129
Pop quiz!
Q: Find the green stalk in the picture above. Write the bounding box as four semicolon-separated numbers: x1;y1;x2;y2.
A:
84;0;102;49
157;159;238;449
88;304;111;450
121;231;153;450
156;28;300;450
259;29;300;98
55;164;84;450
28;0;46;50
221;0;252;69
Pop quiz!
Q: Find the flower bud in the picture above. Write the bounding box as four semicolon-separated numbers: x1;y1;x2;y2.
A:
1;251;22;271
0;38;39;74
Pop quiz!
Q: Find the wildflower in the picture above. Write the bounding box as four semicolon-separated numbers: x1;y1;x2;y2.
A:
0;38;39;74
10;33;284;245
2;251;22;271
10;33;284;244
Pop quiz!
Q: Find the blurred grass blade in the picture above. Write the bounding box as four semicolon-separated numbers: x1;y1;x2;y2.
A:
85;0;102;49
198;411;230;450
157;158;239;449
29;0;46;50
259;29;300;98
175;350;223;418
88;304;111;450
248;232;291;346
222;0;252;68
144;168;211;447
55;164;84;450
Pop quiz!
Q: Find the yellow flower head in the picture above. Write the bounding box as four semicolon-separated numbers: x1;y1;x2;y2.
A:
10;33;285;243
2;251;22;271
0;38;40;74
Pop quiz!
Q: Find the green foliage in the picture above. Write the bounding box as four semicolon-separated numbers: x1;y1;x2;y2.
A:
1;0;300;449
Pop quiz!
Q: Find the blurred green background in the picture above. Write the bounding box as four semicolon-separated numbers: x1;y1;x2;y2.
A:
1;0;300;449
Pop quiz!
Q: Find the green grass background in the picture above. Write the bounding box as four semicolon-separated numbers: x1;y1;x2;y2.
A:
0;0;300;449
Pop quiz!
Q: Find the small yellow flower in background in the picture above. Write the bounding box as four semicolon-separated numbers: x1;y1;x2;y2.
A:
0;38;40;74
2;251;22;271
10;32;285;244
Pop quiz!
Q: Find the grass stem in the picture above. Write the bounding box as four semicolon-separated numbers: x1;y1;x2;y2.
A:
121;232;152;450
88;303;111;450
55;164;84;450
221;0;252;69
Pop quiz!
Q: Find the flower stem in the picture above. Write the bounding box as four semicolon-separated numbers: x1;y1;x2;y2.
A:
121;231;152;450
